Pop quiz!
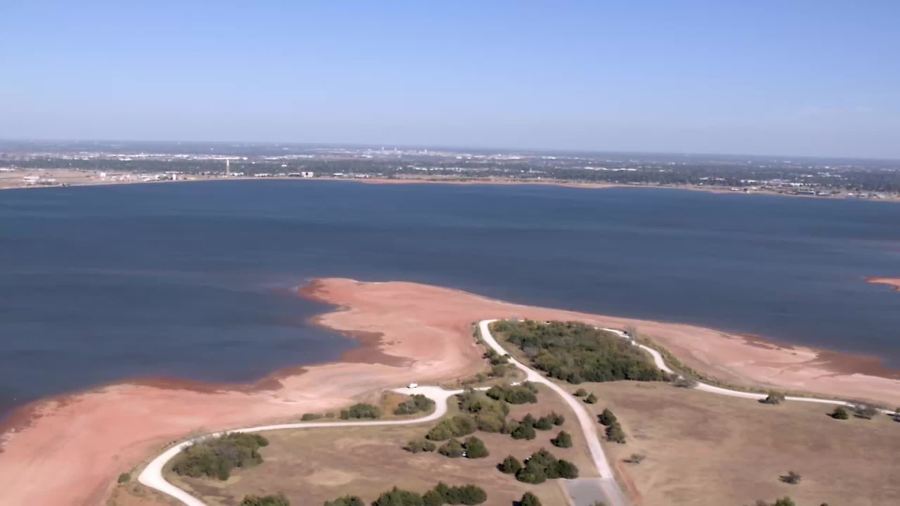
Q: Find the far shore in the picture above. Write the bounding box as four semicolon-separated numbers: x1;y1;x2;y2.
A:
867;276;900;292
3;169;900;203
0;278;898;506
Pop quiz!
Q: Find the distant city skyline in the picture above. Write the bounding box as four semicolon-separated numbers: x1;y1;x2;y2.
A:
2;1;899;159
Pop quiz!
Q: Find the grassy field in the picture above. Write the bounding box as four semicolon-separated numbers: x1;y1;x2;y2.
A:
163;385;592;506
580;381;899;506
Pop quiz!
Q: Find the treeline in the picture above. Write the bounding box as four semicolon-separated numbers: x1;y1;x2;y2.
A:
324;482;487;506
494;320;666;383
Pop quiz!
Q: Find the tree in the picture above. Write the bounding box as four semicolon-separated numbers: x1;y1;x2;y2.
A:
117;473;130;484
606;422;626;443
534;416;554;430
555;459;579;479
773;498;796;506
422;490;444;506
549;411;565;425
830;406;849;420
518;492;542;506
598;408;617;426
240;495;289;506
372;487;424;506
427;415;476;440
574;388;588;397
498;455;522;474
324;496;363;506
551;430;572;448
339;403;381;420
584;393;598;404
510;423;536;440
403;439;436;453
438;438;465;458
463;436;489;458
394;394;435;415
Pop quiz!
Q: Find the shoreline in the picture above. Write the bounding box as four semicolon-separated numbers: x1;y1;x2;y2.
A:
867;276;900;292
0;278;898;505
2;172;899;203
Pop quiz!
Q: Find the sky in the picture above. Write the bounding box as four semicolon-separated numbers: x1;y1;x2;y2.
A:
1;1;899;159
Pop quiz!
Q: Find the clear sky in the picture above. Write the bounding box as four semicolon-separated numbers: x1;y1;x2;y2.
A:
2;1;899;158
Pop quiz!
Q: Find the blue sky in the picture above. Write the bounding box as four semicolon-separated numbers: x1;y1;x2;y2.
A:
2;1;899;158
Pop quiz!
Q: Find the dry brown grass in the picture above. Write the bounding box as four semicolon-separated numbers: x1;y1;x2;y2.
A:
162;385;590;506
581;381;899;506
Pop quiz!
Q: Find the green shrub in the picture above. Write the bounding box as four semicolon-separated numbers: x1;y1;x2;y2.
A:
427;415;476;440
432;482;487;505
551;431;572;448
340;403;381;420
518;492;542;506
240;494;289;506
830;406;849;420
456;390;509;432
395;395;436;415
438;438;465;458
584;393;598;404
605;422;626;444
300;413;323;421
324;496;364;506
373;487;424;506
404;439;437;453
598;408;617;426
463;436;489;458
510;422;536;440
498;455;522;474
172;433;269;480
574;388;588;397
534;415;554;430
555;459;579;479
760;392;785;405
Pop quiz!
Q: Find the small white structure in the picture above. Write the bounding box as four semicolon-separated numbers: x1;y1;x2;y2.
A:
407;382;419;389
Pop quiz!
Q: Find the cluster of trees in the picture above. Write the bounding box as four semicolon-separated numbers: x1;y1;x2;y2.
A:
483;349;514;378
241;495;290;506
750;498;797;506
574;388;597;403
831;404;880;420
499;320;666;383
508;412;563;440
498;448;579;484
171;433;269;480
599;408;626;444
457;389;510;432
426;415;477;441
436;436;489;459
338;483;486;506
395;394;436;415
340;403;381;420
485;383;538;404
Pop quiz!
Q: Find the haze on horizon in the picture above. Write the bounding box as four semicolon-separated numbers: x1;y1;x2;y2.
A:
2;1;899;159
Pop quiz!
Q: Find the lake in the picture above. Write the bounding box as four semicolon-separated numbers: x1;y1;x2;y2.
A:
1;181;898;415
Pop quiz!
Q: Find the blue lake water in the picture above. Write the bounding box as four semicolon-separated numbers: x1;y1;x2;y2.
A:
1;181;898;415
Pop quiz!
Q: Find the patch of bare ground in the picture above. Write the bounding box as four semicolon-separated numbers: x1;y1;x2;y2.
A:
582;381;899;506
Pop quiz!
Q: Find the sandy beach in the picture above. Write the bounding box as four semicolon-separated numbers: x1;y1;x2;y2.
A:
868;277;900;292
1;278;898;505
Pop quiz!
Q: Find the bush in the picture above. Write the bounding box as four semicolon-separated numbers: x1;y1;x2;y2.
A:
760;392;785;405
548;411;565;425
606;422;626;444
340;403;381;420
584;393;598;404
404;439;436;453
624;453;645;464
463;436;489;458
510;422;536;440
300;413;323;421
372;487;424;506
501;320;666;383
438;439;465;458
395;395;436;415
852;404;878;419
830;406;849;420
486;383;538;404
780;471;802;484
555;459;579;479
551;431;572;448
423;490;444;506
427;415;476;440
240;495;289;506
172;433;269;480
498;455;522;474
533;415;554;430
518;492;542;506
117;472;130;484
324;496;364;506
598;408;617;426
574;388;588;397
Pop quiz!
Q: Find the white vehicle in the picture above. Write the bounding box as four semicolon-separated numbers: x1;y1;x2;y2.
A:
407;382;419;389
